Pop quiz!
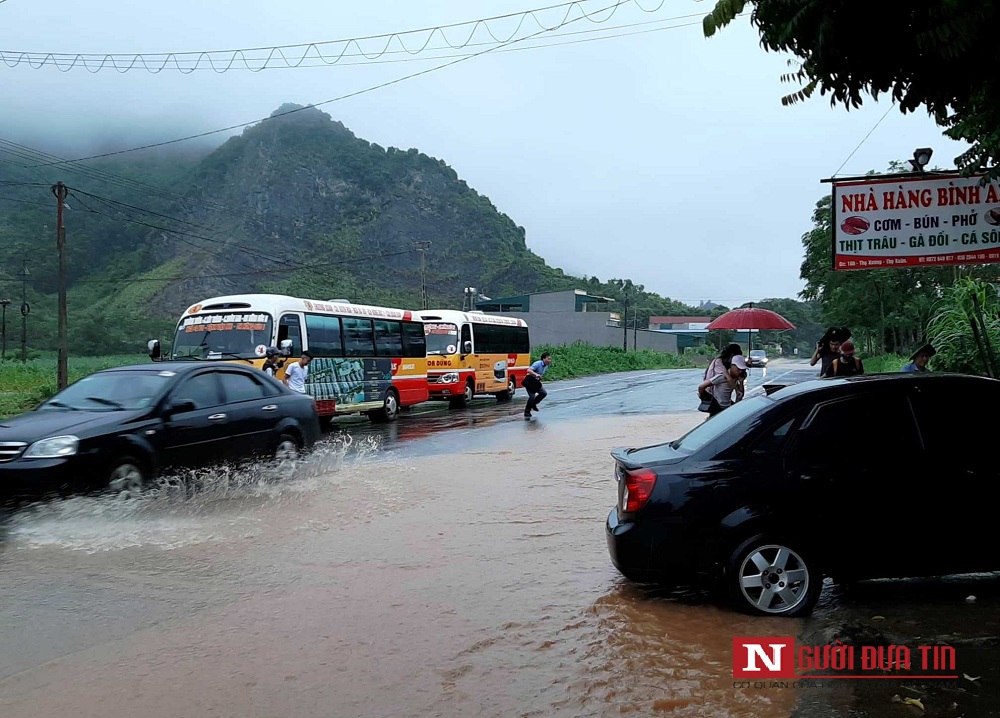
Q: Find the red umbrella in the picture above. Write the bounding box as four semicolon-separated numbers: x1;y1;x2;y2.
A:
706;304;795;353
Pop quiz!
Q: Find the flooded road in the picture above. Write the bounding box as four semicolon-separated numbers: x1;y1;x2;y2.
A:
3;363;996;717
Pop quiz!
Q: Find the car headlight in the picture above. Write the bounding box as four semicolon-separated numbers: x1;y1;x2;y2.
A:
440;372;460;383
23;435;79;459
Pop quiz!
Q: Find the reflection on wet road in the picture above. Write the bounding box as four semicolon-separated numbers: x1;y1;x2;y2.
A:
2;360;996;718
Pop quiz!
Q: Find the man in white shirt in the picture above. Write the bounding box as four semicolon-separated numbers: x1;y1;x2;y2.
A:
283;351;313;394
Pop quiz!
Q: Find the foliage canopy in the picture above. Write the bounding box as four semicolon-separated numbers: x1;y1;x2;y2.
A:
704;0;1000;180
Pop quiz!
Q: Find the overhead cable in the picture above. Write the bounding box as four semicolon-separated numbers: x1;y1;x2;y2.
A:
0;0;667;74
28;0;657;167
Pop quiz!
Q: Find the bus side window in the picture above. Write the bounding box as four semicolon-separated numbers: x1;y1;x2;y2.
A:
461;324;472;353
402;321;426;358
278;314;303;355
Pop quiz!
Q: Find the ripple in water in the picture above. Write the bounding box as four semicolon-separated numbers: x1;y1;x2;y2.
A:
5;432;385;553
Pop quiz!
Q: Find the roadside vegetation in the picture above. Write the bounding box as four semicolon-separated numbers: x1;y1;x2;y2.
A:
532;343;694;382
0;354;142;418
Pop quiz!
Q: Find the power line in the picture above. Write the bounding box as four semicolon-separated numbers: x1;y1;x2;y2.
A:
0;195;50;207
832;102;896;177
0;247;419;286
66;188;330;272
0;0;668;74
30;0;649;166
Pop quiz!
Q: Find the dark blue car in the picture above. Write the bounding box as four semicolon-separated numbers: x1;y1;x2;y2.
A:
0;362;320;502
606;373;999;617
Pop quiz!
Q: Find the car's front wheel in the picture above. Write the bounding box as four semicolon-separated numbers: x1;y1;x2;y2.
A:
726;535;822;617
107;456;147;496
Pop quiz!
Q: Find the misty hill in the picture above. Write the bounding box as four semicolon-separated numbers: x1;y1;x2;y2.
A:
0;105;700;354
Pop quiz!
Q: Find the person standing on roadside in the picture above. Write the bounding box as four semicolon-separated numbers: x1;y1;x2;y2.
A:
283;351;312;394
703;343;745;404
262;347;282;378
810;329;844;377
697;354;747;417
824;340;865;377
901;344;935;372
523;352;552;420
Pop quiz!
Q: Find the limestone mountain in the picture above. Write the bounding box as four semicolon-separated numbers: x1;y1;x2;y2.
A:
0;105;697;353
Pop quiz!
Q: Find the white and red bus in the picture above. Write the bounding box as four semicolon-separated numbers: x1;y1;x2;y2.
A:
415;310;530;407
156;294;428;422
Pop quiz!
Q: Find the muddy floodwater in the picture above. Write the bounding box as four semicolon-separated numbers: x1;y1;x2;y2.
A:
2;410;998;718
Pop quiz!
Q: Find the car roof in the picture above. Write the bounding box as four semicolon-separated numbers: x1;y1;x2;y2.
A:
770;371;998;403
96;361;256;374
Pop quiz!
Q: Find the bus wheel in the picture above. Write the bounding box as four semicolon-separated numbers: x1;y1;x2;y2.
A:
450;381;473;409
369;389;400;423
495;377;515;402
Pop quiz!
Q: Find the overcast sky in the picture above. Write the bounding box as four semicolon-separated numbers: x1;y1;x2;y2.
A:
0;0;970;308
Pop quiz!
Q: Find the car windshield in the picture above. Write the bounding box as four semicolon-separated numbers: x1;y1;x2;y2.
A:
172;312;273;360
750;350;766;357
424;323;459;355
39;370;174;411
670;394;773;454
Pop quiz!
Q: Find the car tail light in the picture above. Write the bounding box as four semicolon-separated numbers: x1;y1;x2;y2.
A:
622;468;657;513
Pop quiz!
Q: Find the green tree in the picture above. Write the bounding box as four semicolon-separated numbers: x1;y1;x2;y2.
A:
703;1;1000;180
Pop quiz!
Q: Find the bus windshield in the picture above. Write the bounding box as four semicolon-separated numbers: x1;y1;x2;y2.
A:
424;323;459;355
172;312;273;359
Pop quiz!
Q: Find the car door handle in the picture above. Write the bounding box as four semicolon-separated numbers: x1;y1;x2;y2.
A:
208;413;227;421
262;405;277;412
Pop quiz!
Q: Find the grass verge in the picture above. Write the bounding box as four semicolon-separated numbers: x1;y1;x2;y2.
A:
532;343;694;381
0;354;143;418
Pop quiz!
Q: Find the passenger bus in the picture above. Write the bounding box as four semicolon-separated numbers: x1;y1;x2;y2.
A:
415;310;530;406
152;294;428;423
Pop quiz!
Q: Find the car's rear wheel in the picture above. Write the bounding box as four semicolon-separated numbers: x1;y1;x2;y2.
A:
726;535;821;617
107;456;147;496
274;433;301;462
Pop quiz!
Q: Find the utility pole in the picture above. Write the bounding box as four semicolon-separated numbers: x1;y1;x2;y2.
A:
414;241;431;310
0;298;9;360
622;285;629;352
20;260;29;363
53;182;68;389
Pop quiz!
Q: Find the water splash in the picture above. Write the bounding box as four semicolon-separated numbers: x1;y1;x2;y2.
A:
5;431;387;553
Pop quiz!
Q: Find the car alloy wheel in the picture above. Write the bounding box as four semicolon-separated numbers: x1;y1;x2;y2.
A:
274;435;299;462
728;537;821;617
108;460;146;495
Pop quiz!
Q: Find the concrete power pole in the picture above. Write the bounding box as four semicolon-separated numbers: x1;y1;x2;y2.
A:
53;182;68;390
622;286;629;352
20;260;29;363
414;241;431;310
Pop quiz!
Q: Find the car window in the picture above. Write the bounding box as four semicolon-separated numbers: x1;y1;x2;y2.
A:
671;394;774;454
909;382;991;454
174;373;223;410
751;414;799;455
789;393;921;460
218;372;267;403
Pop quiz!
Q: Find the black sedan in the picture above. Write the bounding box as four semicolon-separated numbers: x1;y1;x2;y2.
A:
606;373;999;617
0;362;320;501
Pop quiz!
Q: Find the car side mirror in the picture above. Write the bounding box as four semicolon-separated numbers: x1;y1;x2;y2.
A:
147;339;161;361
462;341;473;355
166;399;196;416
280;339;293;356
